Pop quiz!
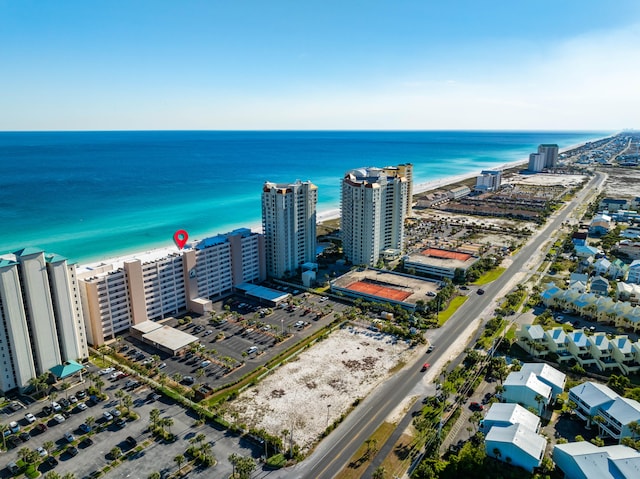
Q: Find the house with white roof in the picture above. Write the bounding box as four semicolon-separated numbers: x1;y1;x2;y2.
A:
598;396;640;442
628;260;640;284
593;258;612;277
569;273;590;293
503;371;552;414
590;276;609;296
568;381;617;425
566;330;596;367
621;228;640;240
516;325;548;357
587;333;618;372
544;327;572;362
519;363;566;400
485;423;547;472
553;442;640;479
479;403;540;435
609;336;640;375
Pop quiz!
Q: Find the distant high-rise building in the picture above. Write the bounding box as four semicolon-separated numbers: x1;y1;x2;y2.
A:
341;166;408;267
261;180;317;278
528;153;546;172
538;144;559;168
0;248;88;392
475;170;502;192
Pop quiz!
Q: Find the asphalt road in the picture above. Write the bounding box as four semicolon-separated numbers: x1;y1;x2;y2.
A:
273;172;605;479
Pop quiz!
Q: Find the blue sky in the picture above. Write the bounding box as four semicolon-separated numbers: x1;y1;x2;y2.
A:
1;0;639;130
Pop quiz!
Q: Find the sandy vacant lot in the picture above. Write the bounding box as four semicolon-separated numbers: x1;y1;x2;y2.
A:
602;167;640;199
224;325;415;452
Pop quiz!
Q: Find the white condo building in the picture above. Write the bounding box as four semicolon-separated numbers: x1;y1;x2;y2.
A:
341;166;409;267
475;170;502;192
528;153;546;172
78;228;265;345
0;248;88;393
261;180;317;278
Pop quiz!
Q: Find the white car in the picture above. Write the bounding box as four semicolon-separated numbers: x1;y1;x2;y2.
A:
37;446;48;457
53;414;66;423
64;432;75;443
76;402;88;411
51;401;62;412
103;411;113;421
100;367;115;375
69;395;78;403
25;413;37;423
200;360;211;368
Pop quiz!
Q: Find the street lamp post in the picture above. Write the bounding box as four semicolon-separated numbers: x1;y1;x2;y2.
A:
326;404;331;429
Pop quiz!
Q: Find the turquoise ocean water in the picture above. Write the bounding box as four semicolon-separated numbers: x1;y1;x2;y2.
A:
0;130;611;264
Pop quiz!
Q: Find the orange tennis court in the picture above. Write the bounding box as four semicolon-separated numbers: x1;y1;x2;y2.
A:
346;280;412;301
421;248;472;261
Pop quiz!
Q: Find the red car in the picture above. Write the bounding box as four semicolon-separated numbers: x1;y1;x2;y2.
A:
421;363;430;372
470;402;484;411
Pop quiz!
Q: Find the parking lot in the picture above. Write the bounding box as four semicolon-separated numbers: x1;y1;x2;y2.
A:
2;368;260;479
119;291;348;389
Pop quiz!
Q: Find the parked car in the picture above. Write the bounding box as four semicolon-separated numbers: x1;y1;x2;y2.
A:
36;423;48;432
53;414;66;423
51;401;62;412
102;411;113;421
69;395;78;403
9;421;20;433
80;437;94;448
125;436;137;447
37;446;48;457
470;402;484;411
67;445;79;456
19;432;31;442
115;417;126;428
46;455;59;467
79;423;92;433
76;402;88;411
64;432;76;443
99;367;115;375
25;413;37;423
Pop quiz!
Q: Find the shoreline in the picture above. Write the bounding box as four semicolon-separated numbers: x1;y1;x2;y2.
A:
76;139;601;269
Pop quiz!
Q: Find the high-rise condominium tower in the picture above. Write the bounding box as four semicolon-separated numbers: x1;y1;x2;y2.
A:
0;248;88;392
539;144;559;168
341;167;408;267
262;180;317;278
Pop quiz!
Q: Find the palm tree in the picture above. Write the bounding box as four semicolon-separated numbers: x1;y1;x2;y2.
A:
147;473;161;479
534;394;546;415
60;381;71;398
62;473;77;479
45;473;61;479
122;394;133;414
174;454;185;473
94;377;105;393
629;420;640;440
110;446;122;460
149;408;161;429
43;440;56;454
162;417;174;435
195;433;206;446
115;389;125;406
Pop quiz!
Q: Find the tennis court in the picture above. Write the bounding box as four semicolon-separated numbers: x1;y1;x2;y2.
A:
346;279;412;301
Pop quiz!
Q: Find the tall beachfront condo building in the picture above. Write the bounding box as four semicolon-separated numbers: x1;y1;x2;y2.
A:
341;166;409;267
528;153;546;172
78;228;265;346
262;180;318;278
0;248;88;393
383;163;413;216
539;144;559;168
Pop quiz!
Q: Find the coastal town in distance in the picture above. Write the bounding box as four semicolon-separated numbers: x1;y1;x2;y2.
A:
4;131;640;479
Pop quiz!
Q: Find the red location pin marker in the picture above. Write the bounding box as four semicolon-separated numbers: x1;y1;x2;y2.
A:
173;230;189;250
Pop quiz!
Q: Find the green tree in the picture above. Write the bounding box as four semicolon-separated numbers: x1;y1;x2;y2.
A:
110;446;122;460
174;454;185;473
43;440;56;454
0;423;8;450
45;473;62;479
147;473;161;479
372;466;387;479
149;408;160;428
